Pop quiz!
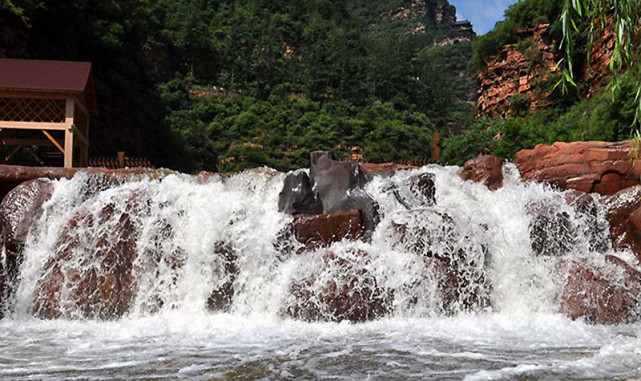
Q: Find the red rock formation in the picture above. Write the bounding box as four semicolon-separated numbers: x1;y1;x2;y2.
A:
360;163;416;172
459;155;503;190
476;24;557;119
207;242;237;311
285;249;393;322
560;256;641;325
389;209;491;312
514;141;641;195
0;164;165;201
602;186;641;262
290;210;363;250
585;17;616;97
33;195;144;320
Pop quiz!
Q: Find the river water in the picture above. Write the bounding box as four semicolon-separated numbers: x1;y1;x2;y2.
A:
1;165;640;380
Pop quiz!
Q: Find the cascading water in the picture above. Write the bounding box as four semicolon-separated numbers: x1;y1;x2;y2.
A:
1;164;640;380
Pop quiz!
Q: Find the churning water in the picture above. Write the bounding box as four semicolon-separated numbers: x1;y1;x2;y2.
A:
1;165;640;380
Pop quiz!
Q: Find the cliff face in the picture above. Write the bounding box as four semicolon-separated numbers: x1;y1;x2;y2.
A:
585;17;616;98
476;24;557;119
476;22;616;119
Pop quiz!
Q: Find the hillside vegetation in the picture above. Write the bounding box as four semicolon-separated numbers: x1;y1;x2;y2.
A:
0;0;638;171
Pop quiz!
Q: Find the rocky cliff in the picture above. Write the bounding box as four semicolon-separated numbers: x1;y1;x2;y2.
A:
476;22;616;118
476;24;557;119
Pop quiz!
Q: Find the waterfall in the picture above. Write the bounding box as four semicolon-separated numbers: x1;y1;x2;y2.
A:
2;164;641;380
7;164;615;321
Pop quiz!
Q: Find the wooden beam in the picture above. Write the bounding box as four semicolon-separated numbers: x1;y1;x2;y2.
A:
4;145;22;163
42;130;65;154
64;98;75;168
0;121;68;130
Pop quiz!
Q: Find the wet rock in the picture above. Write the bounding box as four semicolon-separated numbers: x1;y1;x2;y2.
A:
459;155;503;191
0;179;54;252
0;260;4;319
275;210;364;256
515;141;641;195
389;209;491;312
285;250;393;322
360;162;415;173
527;201;575;257
560;257;641;325
33;194;144;320
527;191;610;256
309;151;379;235
410;173;436;205
602;186;641;262
207;242;237;311
0;179;54;311
278;171;322;215
292;210;363;250
0;164;166;201
564;190;609;253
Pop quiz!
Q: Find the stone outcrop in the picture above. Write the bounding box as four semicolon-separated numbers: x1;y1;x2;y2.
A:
360;163;415;173
515;141;641;195
207;242;237;311
476;24;556;119
560;256;641;325
279;152;380;236
33;195;144;320
0;164;168;201
459;155;503;190
388;209;491;312
0;179;54;312
291;210;363;250
602;186;641;262
285;250;393;322
585;17;616;97
278;171;323;215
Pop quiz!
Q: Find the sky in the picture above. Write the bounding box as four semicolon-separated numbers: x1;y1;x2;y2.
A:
449;0;520;35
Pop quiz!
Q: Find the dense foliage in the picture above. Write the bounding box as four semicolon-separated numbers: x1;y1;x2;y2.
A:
1;0;638;172
1;0;473;171
442;65;641;165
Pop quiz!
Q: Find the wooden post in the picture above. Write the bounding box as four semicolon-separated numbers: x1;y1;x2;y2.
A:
64;98;75;168
117;151;125;168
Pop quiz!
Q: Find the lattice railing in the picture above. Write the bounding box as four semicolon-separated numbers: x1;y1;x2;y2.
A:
89;156;154;169
0;97;66;123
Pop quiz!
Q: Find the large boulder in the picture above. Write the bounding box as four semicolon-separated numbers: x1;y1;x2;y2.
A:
292;210;363;250
309;151;379;235
560;256;641;325
0;164;164;201
285;250;393;322
527;191;609;257
32;194;145;320
0;178;54;312
602;186;641;262
277;171;323;215
527;200;574;257
515;141;641;195
207;242;237;311
459;155;503;191
274;210;364;257
0;178;54;253
388;209;491;313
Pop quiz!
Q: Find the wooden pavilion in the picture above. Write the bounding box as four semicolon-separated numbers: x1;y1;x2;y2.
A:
0;58;97;168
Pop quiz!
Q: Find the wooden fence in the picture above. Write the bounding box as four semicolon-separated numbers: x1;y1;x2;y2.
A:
89;152;153;169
